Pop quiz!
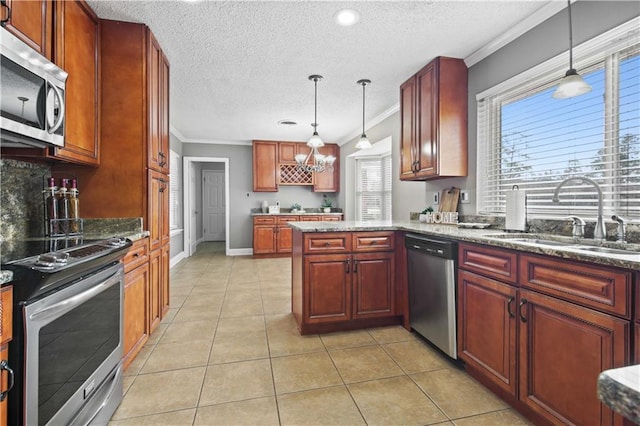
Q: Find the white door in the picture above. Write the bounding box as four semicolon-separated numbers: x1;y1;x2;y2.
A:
189;162;198;255
202;170;225;241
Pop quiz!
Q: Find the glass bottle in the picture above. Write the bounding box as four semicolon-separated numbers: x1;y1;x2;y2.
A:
58;178;70;234
45;177;59;235
69;178;80;233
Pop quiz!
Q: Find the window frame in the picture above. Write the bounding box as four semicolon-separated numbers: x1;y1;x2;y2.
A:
476;17;640;219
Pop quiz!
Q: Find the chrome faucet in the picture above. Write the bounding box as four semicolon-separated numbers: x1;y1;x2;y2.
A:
552;177;606;241
564;216;586;240
611;215;626;243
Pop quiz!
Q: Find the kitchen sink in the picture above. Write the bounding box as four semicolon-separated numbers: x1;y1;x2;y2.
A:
567;246;639;256
501;238;573;247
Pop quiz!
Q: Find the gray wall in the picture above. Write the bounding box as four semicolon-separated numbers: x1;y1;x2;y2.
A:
340;1;639;219
169;132;184;259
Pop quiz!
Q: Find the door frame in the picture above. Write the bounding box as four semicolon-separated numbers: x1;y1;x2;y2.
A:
183;156;230;256
202;169;225;242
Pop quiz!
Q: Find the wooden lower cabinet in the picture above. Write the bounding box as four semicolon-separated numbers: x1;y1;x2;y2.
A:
304;254;351;323
457;270;517;397
0;287;12;426
123;261;149;370
519;289;629;426
253;216;306;256
458;243;631;426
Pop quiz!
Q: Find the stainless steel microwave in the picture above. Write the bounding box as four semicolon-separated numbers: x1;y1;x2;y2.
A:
0;27;67;148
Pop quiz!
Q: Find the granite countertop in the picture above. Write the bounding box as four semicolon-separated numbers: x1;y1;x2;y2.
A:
598;365;640;423
288;220;640;269
0;270;13;285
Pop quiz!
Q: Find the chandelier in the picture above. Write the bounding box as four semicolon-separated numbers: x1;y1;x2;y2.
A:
295;75;336;173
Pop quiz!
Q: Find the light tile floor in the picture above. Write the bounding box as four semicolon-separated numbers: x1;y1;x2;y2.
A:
109;242;533;426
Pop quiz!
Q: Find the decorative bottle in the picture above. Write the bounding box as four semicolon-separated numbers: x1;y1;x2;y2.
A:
69;178;80;233
45;177;59;235
57;178;70;234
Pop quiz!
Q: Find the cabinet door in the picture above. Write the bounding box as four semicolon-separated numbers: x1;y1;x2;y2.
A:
399;76;416;180
51;0;100;165
253;141;278;191
2;0;52;58
313;143;340;192
123;262;149;370
160;244;170;318
278;142;307;164
518;289;629;426
414;62;437;178
352;252;394;318
457;270;517;397
148;248;161;333
304;254;351;323
276;216;298;253
158;52;170;175
635;323;640;365
148;170;168;252
253;225;276;254
0;344;8;425
147;31;163;173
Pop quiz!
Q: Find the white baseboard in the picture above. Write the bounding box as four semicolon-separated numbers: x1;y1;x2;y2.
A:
228;248;253;256
170;251;186;269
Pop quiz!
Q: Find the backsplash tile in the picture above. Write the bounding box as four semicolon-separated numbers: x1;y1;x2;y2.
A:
0;159;50;240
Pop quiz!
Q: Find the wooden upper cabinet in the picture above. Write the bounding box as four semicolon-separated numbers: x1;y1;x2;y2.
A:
50;0;100;165
313;143;339;192
253;140;279;192
279;142;307;164
1;0;52;58
147;32;170;174
400;56;468;180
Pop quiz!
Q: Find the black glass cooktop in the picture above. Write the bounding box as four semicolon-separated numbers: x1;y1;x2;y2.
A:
0;237;99;264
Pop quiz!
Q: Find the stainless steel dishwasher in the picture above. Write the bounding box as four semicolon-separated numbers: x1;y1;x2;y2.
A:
405;234;458;359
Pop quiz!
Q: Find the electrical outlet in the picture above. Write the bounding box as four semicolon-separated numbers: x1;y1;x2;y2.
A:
460;190;470;204
433;192;439;205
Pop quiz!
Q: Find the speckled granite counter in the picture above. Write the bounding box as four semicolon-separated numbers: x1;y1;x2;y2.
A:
83;217;149;241
288;220;640;269
598;365;640;423
0;270;13;285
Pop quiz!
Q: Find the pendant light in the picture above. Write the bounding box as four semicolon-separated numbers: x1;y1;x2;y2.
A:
552;0;592;99
295;75;336;173
355;79;372;150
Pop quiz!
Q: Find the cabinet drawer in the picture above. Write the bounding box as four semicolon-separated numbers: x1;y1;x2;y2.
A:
304;233;351;254
301;215;321;221
352;232;395;252
254;216;276;224
519;254;631;319
459;243;518;284
322;215;342;221
0;286;12;345
123;238;149;273
277;216;299;224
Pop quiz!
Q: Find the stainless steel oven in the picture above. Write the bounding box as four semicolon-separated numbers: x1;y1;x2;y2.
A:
2;237;131;425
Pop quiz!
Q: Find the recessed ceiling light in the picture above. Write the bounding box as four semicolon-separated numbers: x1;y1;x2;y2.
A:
278;120;297;126
334;9;360;26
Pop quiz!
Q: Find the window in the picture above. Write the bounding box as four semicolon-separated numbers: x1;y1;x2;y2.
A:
477;19;640;219
169;150;181;230
356;154;392;221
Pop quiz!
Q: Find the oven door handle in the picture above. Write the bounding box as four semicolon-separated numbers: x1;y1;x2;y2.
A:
29;271;120;322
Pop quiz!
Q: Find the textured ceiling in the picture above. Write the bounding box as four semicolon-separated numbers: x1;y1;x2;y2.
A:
87;0;555;145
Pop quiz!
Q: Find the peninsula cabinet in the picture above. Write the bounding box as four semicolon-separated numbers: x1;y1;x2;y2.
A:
122;238;149;371
1;0;52;58
292;230;399;334
457;243;632;426
400;57;468;180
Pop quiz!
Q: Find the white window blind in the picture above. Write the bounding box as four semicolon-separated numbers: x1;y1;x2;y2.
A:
356;155;392;221
169;150;181;230
477;20;640;220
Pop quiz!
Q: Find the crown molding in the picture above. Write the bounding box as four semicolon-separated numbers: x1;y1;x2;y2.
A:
170;124;252;146
464;0;568;67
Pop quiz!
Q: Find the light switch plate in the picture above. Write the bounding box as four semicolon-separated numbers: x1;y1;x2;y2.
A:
460;190;470;204
433;192;439;205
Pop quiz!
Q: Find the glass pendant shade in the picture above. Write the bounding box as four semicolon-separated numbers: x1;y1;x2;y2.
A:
355;135;372;150
553;0;592;99
552;69;592;99
307;132;324;148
